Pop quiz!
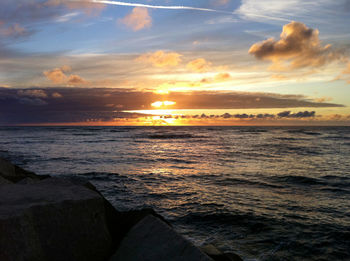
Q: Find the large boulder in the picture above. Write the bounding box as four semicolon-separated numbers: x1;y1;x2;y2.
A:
0;157;47;183
0;177;112;261
110;214;212;261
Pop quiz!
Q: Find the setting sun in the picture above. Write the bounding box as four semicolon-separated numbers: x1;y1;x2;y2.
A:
151;101;176;108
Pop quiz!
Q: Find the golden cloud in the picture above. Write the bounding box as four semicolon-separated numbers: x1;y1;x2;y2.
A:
68;74;88;86
249;21;341;70
187;58;212;72
119;7;151;31
201;72;231;83
341;62;350;83
43;66;87;86
52;92;63;98
43;67;68;84
136;50;182;67
343;63;350;74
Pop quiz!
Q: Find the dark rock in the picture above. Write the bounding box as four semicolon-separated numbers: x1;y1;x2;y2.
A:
0;178;112;261
0;157;48;183
113;208;171;244
109;214;212;261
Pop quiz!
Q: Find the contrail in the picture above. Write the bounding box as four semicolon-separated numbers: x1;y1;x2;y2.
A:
91;0;233;14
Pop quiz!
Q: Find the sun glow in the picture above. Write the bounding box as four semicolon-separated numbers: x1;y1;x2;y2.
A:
151;101;176;107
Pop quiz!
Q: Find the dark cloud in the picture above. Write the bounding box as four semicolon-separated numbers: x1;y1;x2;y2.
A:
155;111;316;120
277;110;315;118
0;87;342;124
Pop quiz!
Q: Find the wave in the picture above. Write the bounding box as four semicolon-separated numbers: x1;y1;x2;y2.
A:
213;177;283;189
286;129;322;136
147;133;196;139
270;175;324;186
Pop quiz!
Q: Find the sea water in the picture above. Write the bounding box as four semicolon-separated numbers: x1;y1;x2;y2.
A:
1;126;349;260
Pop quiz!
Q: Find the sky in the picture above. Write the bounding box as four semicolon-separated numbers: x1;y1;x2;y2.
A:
0;0;350;125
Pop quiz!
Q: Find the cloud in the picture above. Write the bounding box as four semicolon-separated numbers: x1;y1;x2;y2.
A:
0;0;105;44
314;96;332;103
44;0;105;15
119;7;151;31
136;50;182;67
187;58;212;72
201;72;231;83
0;23;30;38
277;110;315;118
55;12;80;23
43;66;88;86
236;0;338;23
343;62;350;75
18;97;47;106
340;62;350;83
249;21;341;70
68;74;88;86
43;67;69;84
17;89;48;98
52;92;63;98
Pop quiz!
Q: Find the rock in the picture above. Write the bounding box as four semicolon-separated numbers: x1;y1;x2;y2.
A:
17;177;40;184
0;157;15;179
109;214;212;261
201;244;223;256
0;175;12;185
201;244;243;261
0;157;48;183
0;177;112;261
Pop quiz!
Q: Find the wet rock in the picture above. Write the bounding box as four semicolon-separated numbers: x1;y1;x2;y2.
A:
110;214;212;261
0;178;112;261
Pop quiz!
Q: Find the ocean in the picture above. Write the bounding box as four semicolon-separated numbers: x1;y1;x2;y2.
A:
1;126;349;260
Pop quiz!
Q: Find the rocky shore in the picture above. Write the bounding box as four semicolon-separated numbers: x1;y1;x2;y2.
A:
0;157;243;261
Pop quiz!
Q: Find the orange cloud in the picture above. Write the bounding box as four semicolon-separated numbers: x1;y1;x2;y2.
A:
52;92;63;98
68;74;88;86
341;62;350;83
119;7;151;31
187;58;212;72
136;50;182;67
201;72;231;83
43;67;68;84
249;21;341;70
43;66;87;86
343;63;350;74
